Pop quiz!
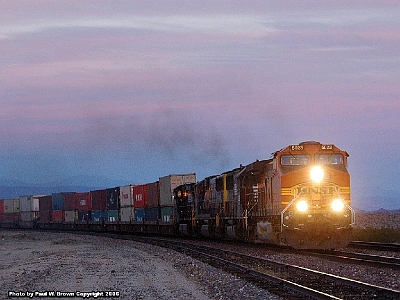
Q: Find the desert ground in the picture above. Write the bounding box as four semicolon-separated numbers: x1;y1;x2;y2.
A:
0;229;279;300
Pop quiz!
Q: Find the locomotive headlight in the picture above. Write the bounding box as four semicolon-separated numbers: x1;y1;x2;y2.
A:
310;166;324;183
296;200;308;212
331;198;345;212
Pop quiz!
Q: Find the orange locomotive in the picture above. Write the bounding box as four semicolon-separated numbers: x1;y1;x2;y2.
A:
176;141;354;249
269;141;354;249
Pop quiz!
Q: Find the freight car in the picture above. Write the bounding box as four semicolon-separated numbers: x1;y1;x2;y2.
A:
174;141;354;249
0;141;354;249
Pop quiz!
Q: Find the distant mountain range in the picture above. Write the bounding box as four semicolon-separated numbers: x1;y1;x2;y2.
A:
0;175;132;199
353;207;400;214
351;186;400;212
0;184;99;199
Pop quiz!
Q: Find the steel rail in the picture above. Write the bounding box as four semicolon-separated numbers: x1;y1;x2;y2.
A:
303;249;400;270
348;241;400;252
121;235;400;299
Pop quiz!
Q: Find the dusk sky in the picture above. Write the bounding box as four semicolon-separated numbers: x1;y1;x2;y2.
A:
1;1;400;210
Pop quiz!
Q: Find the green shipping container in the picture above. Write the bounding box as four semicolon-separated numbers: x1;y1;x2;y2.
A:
107;210;119;222
160;206;174;223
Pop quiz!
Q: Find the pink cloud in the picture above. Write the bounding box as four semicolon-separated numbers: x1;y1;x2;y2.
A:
358;28;400;42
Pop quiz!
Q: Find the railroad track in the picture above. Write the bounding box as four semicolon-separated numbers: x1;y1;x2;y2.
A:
348;241;400;252
110;234;400;300
302;249;400;270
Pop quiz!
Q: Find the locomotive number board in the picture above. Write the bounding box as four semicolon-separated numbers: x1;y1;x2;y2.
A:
321;144;333;150
290;145;304;151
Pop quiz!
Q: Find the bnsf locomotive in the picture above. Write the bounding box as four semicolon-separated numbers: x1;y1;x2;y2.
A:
174;141;354;249
0;141;353;249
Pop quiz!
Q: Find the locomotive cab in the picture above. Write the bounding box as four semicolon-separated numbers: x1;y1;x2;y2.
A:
174;183;195;222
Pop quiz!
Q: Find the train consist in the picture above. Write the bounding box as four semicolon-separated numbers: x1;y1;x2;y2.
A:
0;141;354;249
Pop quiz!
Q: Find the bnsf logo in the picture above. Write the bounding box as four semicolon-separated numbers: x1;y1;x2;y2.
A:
296;187;335;195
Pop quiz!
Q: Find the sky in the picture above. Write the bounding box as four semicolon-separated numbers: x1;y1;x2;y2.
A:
1;1;400;210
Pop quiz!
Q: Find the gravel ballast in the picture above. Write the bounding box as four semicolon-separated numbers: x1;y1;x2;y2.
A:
0;230;280;300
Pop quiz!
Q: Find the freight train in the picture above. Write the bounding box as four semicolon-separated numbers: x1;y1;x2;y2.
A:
0;141;354;249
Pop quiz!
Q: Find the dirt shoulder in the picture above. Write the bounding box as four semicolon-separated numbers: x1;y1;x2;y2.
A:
1;229;211;300
1;229;280;300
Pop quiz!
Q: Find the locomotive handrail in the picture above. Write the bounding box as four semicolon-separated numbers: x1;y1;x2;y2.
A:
333;186;356;226
280;191;305;230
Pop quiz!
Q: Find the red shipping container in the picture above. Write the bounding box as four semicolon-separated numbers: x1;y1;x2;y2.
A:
52;210;64;222
133;184;148;208
39;195;52;211
147;181;160;207
64;193;76;210
39;210;52;223
75;192;91;211
91;189;107;211
1;212;20;222
0;199;4;214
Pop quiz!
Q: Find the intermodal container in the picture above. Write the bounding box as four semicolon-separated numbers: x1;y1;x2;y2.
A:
144;207;159;223
160;206;174;223
20;211;31;222
107;210;119;222
3;199;19;213
159;174;196;206
78;211;90;223
1;212;19;222
20;211;39;222
64;210;77;223
33;197;40;211
120;206;134;222
64;193;76;210
134;208;145;222
133;184;148;209
91;210;108;223
52;192;73;211
75;192;91;211
120;185;134;207
52;210;64;222
147;181;160;207
14;199;20;212
91;189;107;211
106;187;120;210
19;196;31;212
39;195;52;211
39;210;51;223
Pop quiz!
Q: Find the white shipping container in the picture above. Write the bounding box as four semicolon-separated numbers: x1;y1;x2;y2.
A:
3;199;19;213
120;185;134;207
19;196;32;212
120;206;134;222
19;196;41;212
32;197;39;211
64;210;77;223
159;174;196;206
13;199;19;213
20;211;35;222
183;174;196;185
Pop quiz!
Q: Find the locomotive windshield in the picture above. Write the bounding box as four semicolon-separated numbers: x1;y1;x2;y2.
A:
315;154;344;165
281;154;311;166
